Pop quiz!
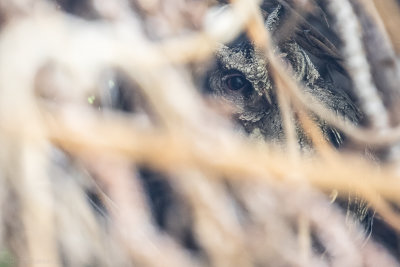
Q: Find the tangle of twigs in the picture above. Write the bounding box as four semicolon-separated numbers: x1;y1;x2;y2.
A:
0;0;399;266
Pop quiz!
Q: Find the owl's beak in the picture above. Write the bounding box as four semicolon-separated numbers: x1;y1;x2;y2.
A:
253;81;273;106
263;90;272;106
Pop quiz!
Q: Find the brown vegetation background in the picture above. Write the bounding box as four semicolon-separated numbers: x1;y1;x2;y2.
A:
0;0;400;266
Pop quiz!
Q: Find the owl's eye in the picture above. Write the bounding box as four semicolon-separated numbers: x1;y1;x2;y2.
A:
225;74;251;92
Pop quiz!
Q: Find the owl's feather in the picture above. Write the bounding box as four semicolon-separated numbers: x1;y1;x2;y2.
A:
207;1;369;227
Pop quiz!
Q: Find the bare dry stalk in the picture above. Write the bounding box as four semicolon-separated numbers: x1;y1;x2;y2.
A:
326;0;390;134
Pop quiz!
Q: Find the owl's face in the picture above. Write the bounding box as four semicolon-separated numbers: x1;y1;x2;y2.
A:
206;3;360;145
208;41;284;141
206;4;285;140
210;43;273;116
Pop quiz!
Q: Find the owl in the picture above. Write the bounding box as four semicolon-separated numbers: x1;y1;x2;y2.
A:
206;1;362;148
206;1;371;231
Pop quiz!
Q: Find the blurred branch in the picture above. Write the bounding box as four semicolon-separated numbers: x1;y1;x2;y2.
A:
0;0;398;265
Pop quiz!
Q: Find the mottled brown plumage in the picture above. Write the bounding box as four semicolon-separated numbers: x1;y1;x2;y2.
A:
208;2;361;147
207;2;370;227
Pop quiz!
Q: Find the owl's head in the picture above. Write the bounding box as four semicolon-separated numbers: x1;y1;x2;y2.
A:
206;2;361;145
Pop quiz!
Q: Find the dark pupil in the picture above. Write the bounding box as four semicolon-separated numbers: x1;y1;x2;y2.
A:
227;75;247;91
